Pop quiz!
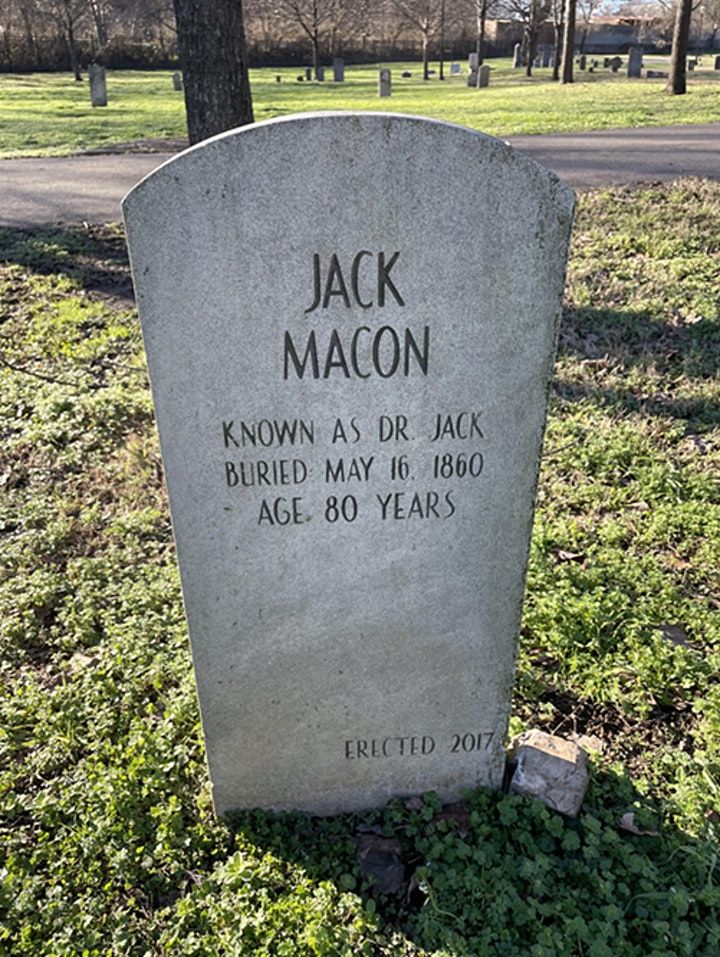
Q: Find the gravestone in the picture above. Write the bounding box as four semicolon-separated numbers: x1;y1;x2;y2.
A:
687;58;695;71
467;69;478;87
627;46;643;77
611;56;622;73
122;113;575;817
715;55;720;70
317;66;325;81
305;67;312;81
450;62;461;75
578;54;586;70
276;75;282;83
646;70;668;78
476;64;490;88
603;57;610;68
401;70;412;78
469;52;479;71
333;58;345;82
513;43;522;68
172;71;183;91
378;68;391;97
88;63;107;107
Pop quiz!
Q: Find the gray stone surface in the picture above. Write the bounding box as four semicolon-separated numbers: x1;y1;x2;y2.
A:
468;52;479;71
467;69;478;87
509;730;589;817
305;66;312;81
172;71;183;91
627;46;643;77
378;68;391;97
317;66;325;81
450;62;461;74
477;65;490;88
513;43;522;68
578;54;586;70
123;113;574;817
88;64;107;107
333;58;345;82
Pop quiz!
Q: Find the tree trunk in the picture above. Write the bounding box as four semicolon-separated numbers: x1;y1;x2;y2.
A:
439;0;445;78
561;0;576;84
312;32;320;78
524;24;534;76
552;16;563;80
66;20;82;81
667;0;692;94
89;0;108;49
422;32;429;79
172;0;254;145
476;0;487;65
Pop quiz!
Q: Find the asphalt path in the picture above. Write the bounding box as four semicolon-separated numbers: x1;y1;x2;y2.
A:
1;123;719;227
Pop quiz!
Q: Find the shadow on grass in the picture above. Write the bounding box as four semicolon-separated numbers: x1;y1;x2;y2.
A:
220;769;720;956
0;223;134;305
555;305;720;427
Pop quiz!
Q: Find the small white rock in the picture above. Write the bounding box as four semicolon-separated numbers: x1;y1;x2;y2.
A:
508;729;589;817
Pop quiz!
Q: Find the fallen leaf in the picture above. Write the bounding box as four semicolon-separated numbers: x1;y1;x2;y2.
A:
660;624;692;649
557;550;585;563
355;834;405;895
619;812;659;836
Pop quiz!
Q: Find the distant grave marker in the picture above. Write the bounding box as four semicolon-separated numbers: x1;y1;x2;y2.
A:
627;47;643;78
88;64;107;107
172;71;183;91
513;43;522;69
476;65;490;88
123;113;574;816
333;58;345;82
378;69;391;97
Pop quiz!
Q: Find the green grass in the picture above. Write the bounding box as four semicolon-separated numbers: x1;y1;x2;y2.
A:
1;179;719;954
1;59;720;157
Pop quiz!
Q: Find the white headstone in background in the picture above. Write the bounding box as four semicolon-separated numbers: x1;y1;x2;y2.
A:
88;64;107;107
123;113;575;817
468;52;479;71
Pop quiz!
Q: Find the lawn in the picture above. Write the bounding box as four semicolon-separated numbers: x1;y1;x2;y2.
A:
1;59;719;158
1;179;719;955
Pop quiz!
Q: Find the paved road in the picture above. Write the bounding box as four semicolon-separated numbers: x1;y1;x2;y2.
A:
1;123;718;227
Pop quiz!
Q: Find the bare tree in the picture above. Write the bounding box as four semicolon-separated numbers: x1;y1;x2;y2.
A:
172;0;254;144
87;0;108;49
504;0;550;76
274;0;332;77
47;0;87;79
666;0;692;91
576;0;599;51
475;0;499;63
391;0;440;79
551;0;563;79
561;0;575;82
